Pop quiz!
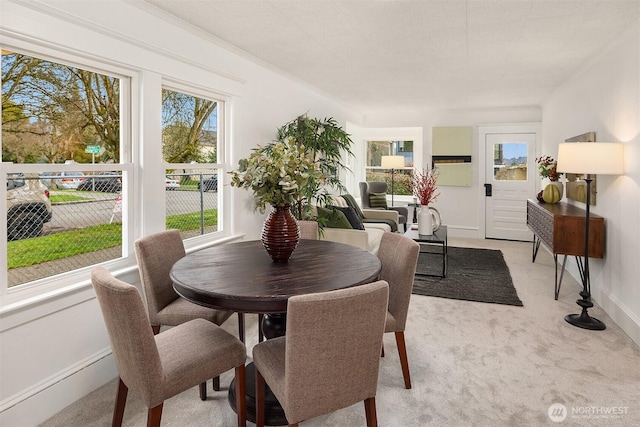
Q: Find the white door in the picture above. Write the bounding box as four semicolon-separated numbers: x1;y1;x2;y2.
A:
485;133;536;241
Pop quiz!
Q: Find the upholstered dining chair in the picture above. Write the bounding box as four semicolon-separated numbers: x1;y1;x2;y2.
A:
253;280;389;427
297;220;319;239
359;181;409;231
134;229;244;399
91;267;247;427
376;232;420;389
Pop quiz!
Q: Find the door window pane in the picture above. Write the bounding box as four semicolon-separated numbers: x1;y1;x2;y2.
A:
493;143;527;181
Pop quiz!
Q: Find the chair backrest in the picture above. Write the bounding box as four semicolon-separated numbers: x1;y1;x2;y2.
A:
134;229;185;325
283;280;389;423
359;181;389;208
91;267;163;406
377;232;420;331
297;220;318;239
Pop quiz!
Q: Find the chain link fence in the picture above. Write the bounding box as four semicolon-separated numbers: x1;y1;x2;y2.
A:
6;170;220;288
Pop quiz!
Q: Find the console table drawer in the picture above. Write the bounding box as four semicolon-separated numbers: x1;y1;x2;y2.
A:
526;199;604;258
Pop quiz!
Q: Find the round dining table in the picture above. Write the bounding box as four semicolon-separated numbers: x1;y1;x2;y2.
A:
170;238;382;425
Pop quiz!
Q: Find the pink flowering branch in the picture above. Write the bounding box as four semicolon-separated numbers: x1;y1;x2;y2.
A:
413;168;440;205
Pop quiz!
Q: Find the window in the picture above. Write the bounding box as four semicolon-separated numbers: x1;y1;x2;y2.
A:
492;143;528;181
2;48;130;289
365;140;414;195
161;86;225;240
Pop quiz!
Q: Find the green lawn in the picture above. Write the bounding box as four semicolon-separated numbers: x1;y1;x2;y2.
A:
50;194;90;203
8;209;218;268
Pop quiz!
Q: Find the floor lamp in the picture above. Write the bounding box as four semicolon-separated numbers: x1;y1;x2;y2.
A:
381;155;404;206
556;142;624;330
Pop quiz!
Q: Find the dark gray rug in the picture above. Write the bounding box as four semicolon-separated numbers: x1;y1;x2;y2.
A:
412;246;523;306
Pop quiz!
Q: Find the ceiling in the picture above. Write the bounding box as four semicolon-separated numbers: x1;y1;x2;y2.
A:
139;0;639;115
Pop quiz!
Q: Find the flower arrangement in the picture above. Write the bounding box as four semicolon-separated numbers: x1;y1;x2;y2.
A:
413;167;440;205
229;138;319;213
536;155;563;181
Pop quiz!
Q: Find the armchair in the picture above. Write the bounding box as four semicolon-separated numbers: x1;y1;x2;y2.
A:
359;182;409;231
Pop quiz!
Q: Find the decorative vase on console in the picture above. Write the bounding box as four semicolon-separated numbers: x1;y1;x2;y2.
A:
536;155;564;204
543;181;564;203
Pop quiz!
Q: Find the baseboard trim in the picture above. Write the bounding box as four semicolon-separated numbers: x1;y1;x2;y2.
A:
598;291;640;347
560;258;640;347
0;347;116;426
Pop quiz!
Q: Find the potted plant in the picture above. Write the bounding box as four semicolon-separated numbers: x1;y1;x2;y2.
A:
276;114;354;219
229;138;319;262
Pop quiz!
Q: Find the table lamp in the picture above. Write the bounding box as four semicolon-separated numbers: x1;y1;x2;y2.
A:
556;142;624;330
381;155;404;206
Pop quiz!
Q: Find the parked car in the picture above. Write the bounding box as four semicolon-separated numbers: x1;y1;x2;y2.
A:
76;173;122;193
165;176;180;190
55;171;86;190
198;175;218;192
7;173;53;241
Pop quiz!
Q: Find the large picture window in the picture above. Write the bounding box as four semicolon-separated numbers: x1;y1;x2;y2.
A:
162;87;224;239
2;49;129;289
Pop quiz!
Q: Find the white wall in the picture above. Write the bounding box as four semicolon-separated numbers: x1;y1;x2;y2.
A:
360;107;542;238
0;1;361;425
541;22;640;345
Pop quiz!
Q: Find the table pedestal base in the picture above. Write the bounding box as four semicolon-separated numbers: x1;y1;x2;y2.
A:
229;313;288;426
229;363;287;426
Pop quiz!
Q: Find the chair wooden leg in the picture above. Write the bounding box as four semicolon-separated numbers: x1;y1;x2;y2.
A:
199;382;207;400
364;397;378;427
238;312;245;343
112;378;128;427
381;343;385;357
289;424;299;427
395;331;411;389
235;365;247;427
212;375;220;391
151;325;160;335
147;403;163;427
255;367;266;427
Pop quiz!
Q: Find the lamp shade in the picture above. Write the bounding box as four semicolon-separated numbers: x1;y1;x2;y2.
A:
556;143;624;175
381;155;405;169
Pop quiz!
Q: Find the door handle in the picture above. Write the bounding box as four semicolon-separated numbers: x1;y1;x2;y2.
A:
484;183;492;197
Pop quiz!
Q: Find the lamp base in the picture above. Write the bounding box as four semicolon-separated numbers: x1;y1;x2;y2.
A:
565;311;606;331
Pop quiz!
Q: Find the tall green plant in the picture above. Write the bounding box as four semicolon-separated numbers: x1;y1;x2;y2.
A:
277;114;353;219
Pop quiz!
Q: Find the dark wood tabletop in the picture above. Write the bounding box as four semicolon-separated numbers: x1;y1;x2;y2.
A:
171;239;382;314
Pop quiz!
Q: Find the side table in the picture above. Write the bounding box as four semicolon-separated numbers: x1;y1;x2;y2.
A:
404;225;448;277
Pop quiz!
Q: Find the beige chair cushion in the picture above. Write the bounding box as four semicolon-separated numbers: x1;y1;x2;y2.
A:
91;267;246;409
377;232;420;332
135;229;233;328
253;280;389;424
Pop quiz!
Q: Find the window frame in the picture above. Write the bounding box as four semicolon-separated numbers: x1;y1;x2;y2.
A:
0;41;137;304
161;79;231;248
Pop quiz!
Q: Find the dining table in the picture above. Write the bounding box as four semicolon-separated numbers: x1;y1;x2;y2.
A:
170;238;382;425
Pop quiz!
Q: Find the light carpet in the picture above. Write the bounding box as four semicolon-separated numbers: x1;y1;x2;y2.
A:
40;238;640;427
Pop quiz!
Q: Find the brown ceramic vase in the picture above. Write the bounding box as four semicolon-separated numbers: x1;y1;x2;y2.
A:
261;205;299;263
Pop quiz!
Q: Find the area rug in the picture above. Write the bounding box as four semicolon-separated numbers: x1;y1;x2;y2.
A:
412;246;523;306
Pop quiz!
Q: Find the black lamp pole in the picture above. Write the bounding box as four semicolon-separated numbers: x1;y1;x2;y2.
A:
565;175;606;330
390;168;396;206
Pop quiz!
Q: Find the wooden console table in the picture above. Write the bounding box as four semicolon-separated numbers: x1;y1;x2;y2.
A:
526;199;605;300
